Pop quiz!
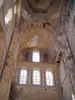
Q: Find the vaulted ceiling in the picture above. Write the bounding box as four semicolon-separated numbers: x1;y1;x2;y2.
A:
27;0;56;13
22;0;61;13
16;0;63;63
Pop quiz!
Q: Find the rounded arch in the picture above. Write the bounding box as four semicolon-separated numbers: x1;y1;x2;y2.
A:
18;20;60;63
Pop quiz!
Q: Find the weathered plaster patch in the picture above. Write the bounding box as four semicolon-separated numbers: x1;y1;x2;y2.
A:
27;35;38;47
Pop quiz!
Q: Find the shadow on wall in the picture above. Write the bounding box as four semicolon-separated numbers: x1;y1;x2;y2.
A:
0;0;5;8
9;83;20;100
0;23;5;77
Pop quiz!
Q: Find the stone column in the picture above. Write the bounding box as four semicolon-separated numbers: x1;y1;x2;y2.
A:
16;0;22;27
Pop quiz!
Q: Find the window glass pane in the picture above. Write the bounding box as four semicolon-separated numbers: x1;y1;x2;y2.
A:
14;0;16;2
19;70;27;84
32;51;40;62
5;8;12;24
14;5;16;14
46;71;54;86
33;70;40;85
72;93;75;100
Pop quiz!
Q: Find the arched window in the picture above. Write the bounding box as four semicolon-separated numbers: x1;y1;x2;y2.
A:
32;51;40;62
45;71;54;86
19;70;27;84
14;5;16;14
33;70;40;85
72;93;75;100
5;8;12;24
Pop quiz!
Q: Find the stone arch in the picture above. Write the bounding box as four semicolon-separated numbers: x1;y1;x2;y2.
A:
20;20;60;50
18;20;60;63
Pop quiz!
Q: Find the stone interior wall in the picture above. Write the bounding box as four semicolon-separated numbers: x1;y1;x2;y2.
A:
0;0;16;98
66;6;75;60
4;0;15;49
0;0;75;100
9;62;62;100
19;19;59;64
0;24;5;76
7;16;63;100
0;29;18;100
59;52;75;100
0;0;15;76
58;1;75;100
10;85;62;100
59;61;72;100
